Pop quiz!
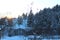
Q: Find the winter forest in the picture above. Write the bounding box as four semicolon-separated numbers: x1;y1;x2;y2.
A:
1;5;60;40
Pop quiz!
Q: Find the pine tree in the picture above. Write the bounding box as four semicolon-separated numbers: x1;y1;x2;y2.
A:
27;10;34;27
7;18;13;27
17;15;23;25
22;13;27;20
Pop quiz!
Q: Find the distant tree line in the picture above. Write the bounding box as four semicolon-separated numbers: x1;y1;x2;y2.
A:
27;4;60;35
0;4;60;38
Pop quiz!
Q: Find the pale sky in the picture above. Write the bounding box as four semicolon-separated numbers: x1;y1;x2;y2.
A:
0;0;60;18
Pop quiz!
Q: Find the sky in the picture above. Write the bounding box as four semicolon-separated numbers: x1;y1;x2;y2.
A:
0;0;60;18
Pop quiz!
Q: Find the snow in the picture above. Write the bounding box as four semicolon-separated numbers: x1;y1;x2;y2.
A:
1;36;28;40
13;19;29;30
1;35;60;40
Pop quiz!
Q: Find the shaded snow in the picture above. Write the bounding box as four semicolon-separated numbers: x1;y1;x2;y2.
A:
1;35;60;40
13;19;28;29
1;36;28;40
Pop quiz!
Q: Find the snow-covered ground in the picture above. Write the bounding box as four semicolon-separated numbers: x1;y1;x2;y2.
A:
1;35;60;40
1;36;28;40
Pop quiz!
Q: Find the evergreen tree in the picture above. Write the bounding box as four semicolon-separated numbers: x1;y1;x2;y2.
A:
17;15;23;25
7;18;13;27
52;4;60;12
22;13;27;20
0;17;6;25
27;10;34;27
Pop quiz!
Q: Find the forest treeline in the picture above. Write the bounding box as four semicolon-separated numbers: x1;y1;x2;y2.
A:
0;4;60;38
